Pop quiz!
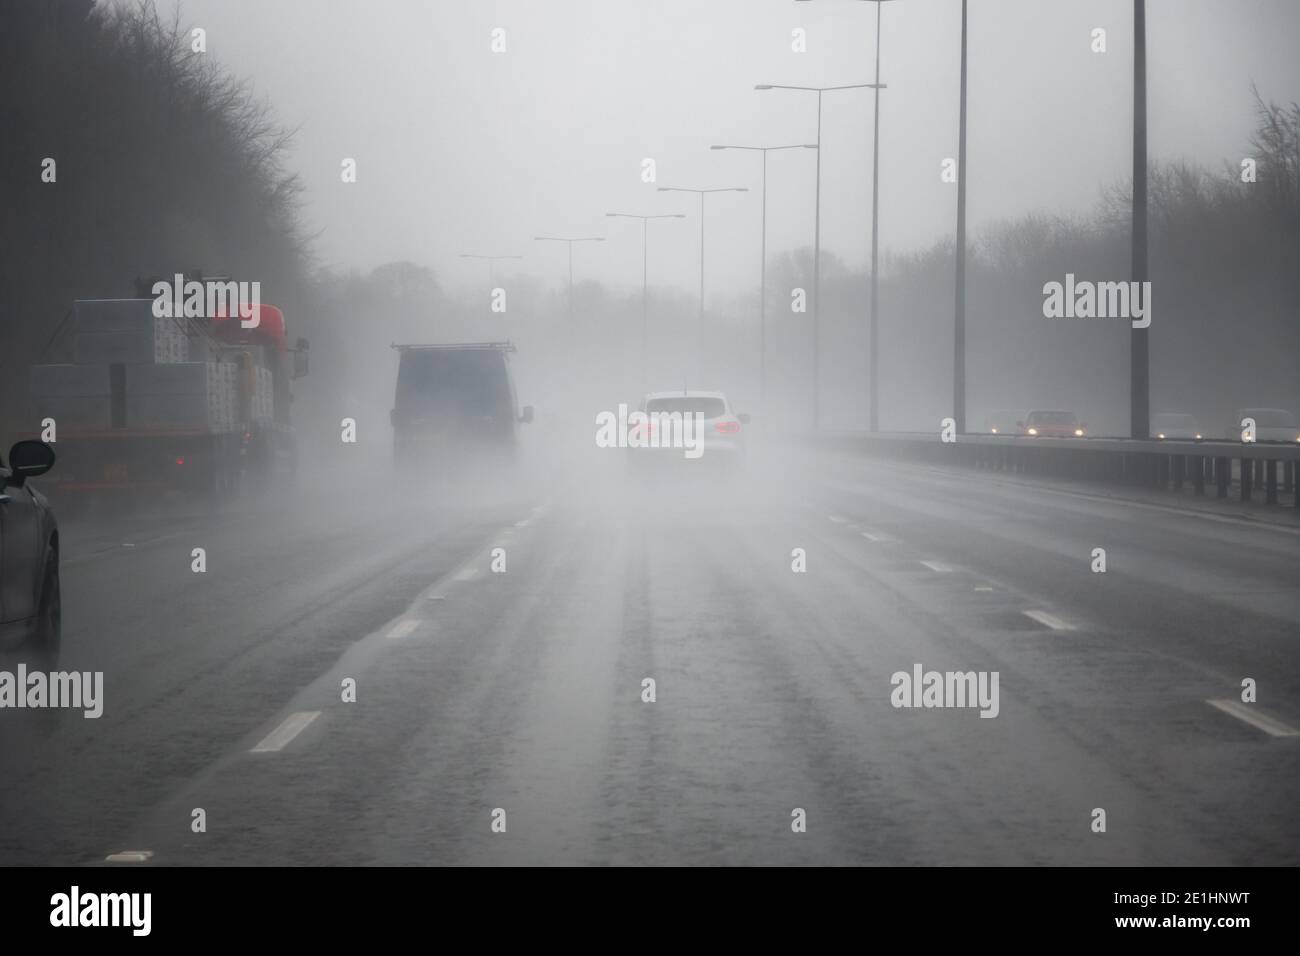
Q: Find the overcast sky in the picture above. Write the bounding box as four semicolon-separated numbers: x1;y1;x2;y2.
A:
154;0;1300;302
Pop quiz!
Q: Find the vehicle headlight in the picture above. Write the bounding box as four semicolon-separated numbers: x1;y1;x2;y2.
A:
1027;427;1038;435
1195;434;1202;440
990;427;998;434
1075;428;1085;436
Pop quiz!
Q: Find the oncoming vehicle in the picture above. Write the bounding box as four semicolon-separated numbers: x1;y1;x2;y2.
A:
390;342;533;471
1151;413;1203;441
981;409;1023;435
1018;410;1086;438
628;389;749;464
0;440;60;666
1233;408;1300;443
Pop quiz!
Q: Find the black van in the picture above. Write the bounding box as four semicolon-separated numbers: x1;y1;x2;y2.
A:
390;342;533;470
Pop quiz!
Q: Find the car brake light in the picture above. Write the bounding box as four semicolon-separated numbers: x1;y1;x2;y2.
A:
176;457;185;465
714;420;740;434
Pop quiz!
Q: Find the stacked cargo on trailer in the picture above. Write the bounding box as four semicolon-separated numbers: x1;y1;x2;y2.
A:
25;290;307;503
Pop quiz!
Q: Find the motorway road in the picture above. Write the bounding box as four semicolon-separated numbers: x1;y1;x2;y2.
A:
1;445;1297;865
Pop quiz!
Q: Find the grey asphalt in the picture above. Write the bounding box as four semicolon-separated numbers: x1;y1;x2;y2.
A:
2;445;1297;865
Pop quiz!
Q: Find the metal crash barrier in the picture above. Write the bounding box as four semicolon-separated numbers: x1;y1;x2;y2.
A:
814;432;1300;509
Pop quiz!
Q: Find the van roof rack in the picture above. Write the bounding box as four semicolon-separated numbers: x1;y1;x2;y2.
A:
392;341;515;352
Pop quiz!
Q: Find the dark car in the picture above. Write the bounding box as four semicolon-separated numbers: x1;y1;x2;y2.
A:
1018;409;1086;438
390;342;533;472
1;440;60;666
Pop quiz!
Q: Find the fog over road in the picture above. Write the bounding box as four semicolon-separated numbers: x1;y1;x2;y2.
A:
2;446;1297;866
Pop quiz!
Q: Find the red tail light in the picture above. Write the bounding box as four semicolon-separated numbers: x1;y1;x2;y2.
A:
714;420;741;434
175;457;186;465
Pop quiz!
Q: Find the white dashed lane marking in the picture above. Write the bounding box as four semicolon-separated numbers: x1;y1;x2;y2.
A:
250;711;321;753
1206;699;1300;737
386;619;421;640
920;560;953;573
1021;609;1074;631
454;567;480;582
860;531;894;543
104;850;153;863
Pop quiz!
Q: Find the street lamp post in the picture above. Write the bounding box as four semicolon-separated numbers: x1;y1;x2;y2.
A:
954;0;968;435
655;187;748;324
1131;0;1149;440
755;83;883;429
533;235;605;317
799;0;899;431
710;143;818;415
606;212;687;391
458;253;523;289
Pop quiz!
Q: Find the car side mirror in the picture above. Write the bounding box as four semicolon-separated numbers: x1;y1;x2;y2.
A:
291;339;310;380
738;412;751;425
520;405;534;424
6;440;55;486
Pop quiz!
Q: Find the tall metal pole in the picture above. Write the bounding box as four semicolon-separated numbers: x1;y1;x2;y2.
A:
459;254;523;297
710;145;814;416
533;236;604;318
1130;0;1149;439
868;2;883;431
753;83;877;427
813;90;823;429
606;213;686;393
953;0;968;434
698;192;706;322
797;0;896;429
642;217;649;390
659;188;750;341
760;149;769;415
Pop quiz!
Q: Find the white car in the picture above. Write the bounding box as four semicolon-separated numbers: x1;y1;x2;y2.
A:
1233;408;1300;444
1151;413;1202;441
629;390;749;463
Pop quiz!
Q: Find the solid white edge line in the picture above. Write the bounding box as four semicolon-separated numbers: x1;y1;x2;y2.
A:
250;711;321;753
1206;699;1300;737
